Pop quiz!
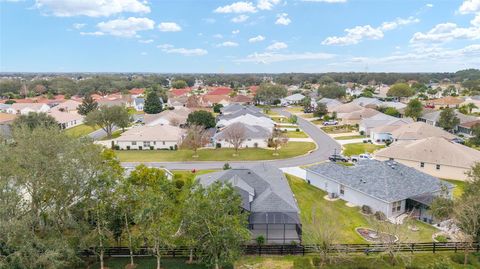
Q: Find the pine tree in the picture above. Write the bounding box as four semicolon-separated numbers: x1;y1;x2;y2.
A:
144;91;163;114
78;95;98;115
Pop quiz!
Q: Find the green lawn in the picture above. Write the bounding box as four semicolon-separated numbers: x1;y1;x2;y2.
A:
85;257;210;269
271;116;289;123
322;125;358;134
286;175;438;244
335;135;365;140
442;179;467;199
310;119;324;125
286;106;304;113
342;143;385;156
286;131;309;138
64;124;99;138
115;142;316;162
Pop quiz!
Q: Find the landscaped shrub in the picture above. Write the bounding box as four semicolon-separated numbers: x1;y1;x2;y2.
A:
139;146;142;150
216;143;221;148
255;235;265;246
223;163;231;170
113;145;120;150
374;211;386;221
174;144;178;150
150;146;154;150
296;128;300;132
361;205;372;215
451;253;471;265
254;142;258;148
293;258;314;269
359;130;365;135
173;179;185;189
169;146;173;150
434;235;448;243
126;146;130;150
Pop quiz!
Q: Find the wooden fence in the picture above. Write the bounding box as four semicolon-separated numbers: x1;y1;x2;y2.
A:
81;242;480;258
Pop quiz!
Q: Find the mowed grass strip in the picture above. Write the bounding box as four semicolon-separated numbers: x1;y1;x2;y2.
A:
286;131;309;138
64;124;99;138
342;143;384;156
115;142;316;162
286;175;438;244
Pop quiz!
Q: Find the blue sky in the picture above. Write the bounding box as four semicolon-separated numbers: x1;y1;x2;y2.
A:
1;0;479;73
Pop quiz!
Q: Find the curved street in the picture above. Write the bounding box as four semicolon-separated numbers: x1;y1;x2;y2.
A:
121;109;341;170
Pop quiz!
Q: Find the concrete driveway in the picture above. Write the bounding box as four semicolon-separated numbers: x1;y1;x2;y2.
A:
121;109;341;170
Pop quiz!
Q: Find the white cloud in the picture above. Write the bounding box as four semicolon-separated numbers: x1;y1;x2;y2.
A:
157;44;207;56
458;0;480;14
266;41;287;50
301;0;346;2
275;13;291;25
410;22;480;43
236;52;335;64
72;23;86;29
217;41;239;47
214;1;257;13
322;16;419;45
249;35;265;43
80;31;104;36
426;3;434;8
140;51;147;56
231;14;249;23
213;34;223;39
97;17;155;37
472;14;480;26
232;29;240;34
257;0;281;10
34;0;150;17
139;39;154;44
158;22;182;32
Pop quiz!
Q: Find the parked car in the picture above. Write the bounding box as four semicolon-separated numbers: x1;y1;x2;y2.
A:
351;154;373;162
451;137;465;145
329;154;349;162
323;120;338;126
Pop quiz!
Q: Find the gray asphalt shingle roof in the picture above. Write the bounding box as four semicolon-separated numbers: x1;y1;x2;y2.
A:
306;160;453;203
197;164;299;215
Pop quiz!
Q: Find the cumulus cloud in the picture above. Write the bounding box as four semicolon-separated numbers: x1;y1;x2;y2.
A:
266;41;288;50
236;52;335;64
217;41;239;47
158;22;182;32
301;0;347;2
257;0;281;10
138;39;154;44
322;16;419;45
34;0;150;17
426;3;434;8
275;13;291;25
80;31;104;36
96;17;155;37
410;22;480;43
157;44;207;56
231;14;249;23
232;29;240;34
214;1;257;13
249;35;265;43
458;0;480;14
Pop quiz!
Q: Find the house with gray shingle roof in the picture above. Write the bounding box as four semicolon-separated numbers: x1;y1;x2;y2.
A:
197;164;301;244
306;160;453;223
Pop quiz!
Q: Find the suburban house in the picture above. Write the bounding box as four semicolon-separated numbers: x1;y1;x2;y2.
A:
346;87;363;96
461;96;480;113
375;137;480;181
359;113;413;136
217;113;275;130
132;97;145;111
317;98;342;110
351;97;383;108
169;88;191;98
390;122;457;141
231;94;253;104
167;96;188;108
48;110;84;129
338;108;380;125
213;122;271;148
425;96;464;109
221;104;261;115
281;93;305;106
418;110;477;130
7;103;51;115
51;100;81;113
0;104;12;113
330;102;363;114
207;86;233;96
114;124;185;150
306;160;453;223
381;101;407;110
145;107;191;127
129;88;145;98
197;164;302;244
201;95;231;107
457;120;480;137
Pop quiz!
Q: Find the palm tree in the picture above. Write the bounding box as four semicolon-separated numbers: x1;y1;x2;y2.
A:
466;103;478;114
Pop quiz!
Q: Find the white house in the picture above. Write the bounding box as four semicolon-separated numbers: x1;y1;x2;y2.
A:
213;122;271;148
351;97;383;107
281;93;305;106
306;160;453;222
132;98;145;111
48;110;84;129
7;103;51;115
114;124;185;150
359;113;412;136
217;113;275;130
51;100;81;113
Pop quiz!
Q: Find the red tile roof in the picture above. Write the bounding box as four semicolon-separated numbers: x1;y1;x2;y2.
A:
170;88;191;97
232;95;253;103
249;85;259;94
129;88;145;95
208;87;232;95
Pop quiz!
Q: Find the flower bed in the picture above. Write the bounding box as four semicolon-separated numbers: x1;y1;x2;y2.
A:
355;227;398;243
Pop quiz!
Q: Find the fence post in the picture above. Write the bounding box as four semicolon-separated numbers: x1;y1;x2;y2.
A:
411;243;415;253
302;245;305;256
172;249;175;258
477;242;479;253
454;242;457;253
281;245;284;255
433;242;436;254
258;245;261;256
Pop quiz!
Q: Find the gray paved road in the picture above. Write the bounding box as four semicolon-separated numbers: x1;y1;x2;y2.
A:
88;126;118;140
121;109;340;170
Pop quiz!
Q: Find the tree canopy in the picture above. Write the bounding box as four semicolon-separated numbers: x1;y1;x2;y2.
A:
438;108;460;132
404;99;423;120
387;83;415;98
85;105;130;137
78;94;99;115
186;110;216;129
317;84;346;99
144;91;163;114
254;83;287;105
12;112;59;130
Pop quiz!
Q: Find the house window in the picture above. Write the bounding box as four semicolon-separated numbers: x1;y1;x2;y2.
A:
392;201;401;213
389;158;394;161
144;141;150;147
153;141;156;145
436;164;440;170
162;141;165;145
420;162;424;168
132;141;137;146
340;185;345;195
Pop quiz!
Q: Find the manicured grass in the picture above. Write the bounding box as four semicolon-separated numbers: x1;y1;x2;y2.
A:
271;116;288;123
64;124;99;138
286;106;304;113
335;135;365;140
86;257;209;269
286;131;309;138
172;170;217;184
115;142;316;162
237;252;480;269
442;179;467;199
342;143;384;156
286;175;438;244
311;119;324;125
322;125;358;134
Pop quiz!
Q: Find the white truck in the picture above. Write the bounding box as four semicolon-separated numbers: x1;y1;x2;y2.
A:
350;153;373;162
